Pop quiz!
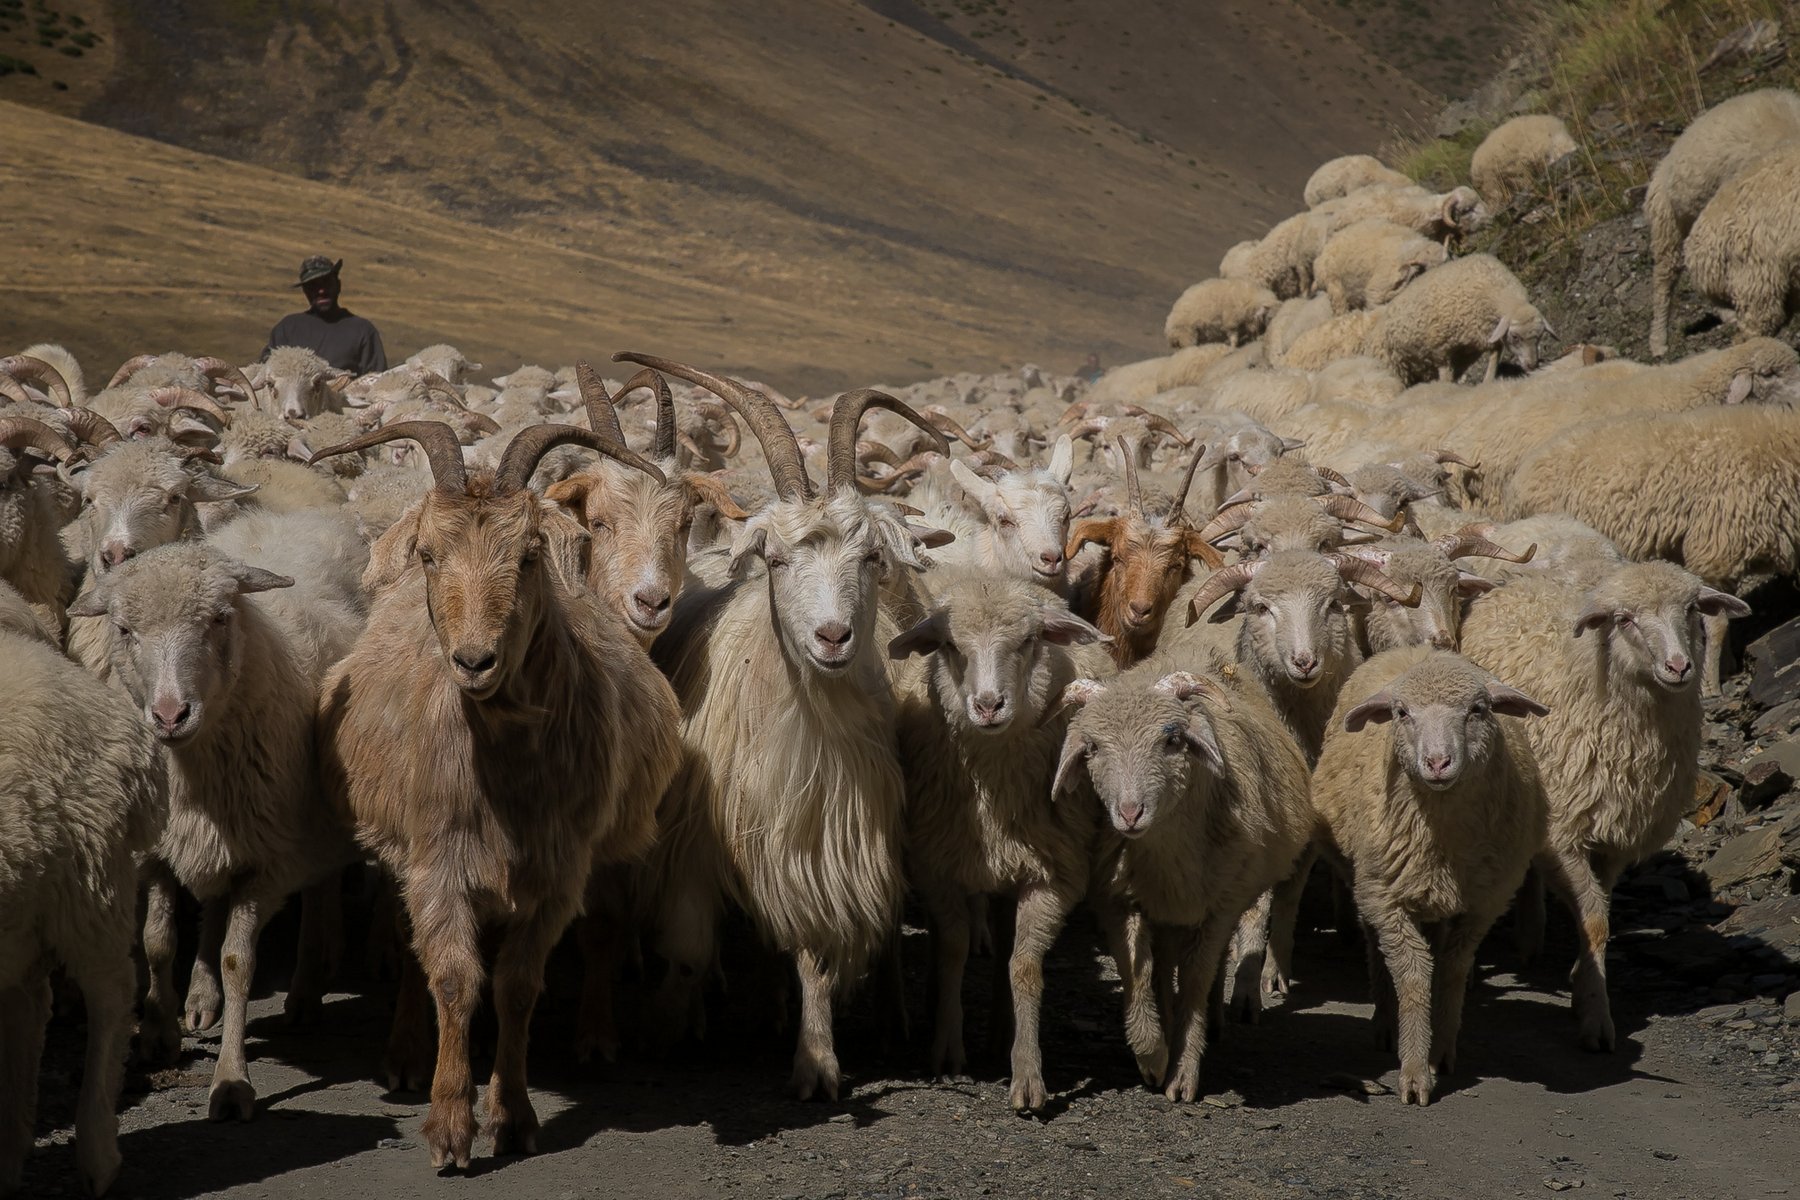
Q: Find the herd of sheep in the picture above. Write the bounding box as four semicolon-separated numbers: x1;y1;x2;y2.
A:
3;83;1800;1197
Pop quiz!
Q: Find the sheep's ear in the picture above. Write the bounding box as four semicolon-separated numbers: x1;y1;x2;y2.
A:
286;435;314;462
1485;681;1549;720
1279;437;1307;453
1048;435;1074;485
188;473;260;502
1696;586;1751;618
1040;608;1108;646
1486;315;1512;347
67;588;110;618
1183;713;1225;773
364;502;423;593
232;566;295;595
1455;571;1497;599
1051;734;1092;799
1343;689;1397;732
949;458;998;504
1571;602;1613;637
1725;370;1754;406
727;523;769;579
888;610;950;661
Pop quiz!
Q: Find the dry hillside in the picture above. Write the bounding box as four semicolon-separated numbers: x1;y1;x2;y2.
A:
2;0;1511;388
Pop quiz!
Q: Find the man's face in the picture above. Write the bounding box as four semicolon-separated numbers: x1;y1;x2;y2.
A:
302;274;341;312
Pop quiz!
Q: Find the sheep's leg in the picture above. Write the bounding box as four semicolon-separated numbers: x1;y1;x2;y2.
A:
982;898;1016;1060
1702;611;1730;698
383;941;435;1093
415;894;484;1169
920;877;971;1078
364;871;404;981
1095;899;1164;1087
1007;881;1077;1113
208;889;271;1122
485;904;571;1157
1262;843;1317;996
1540;848;1617;1052
1364;918;1397;1051
574;912;628;1066
0;976;50;1195
1369;907;1436;1105
1152;924;1180;1033
184;896;227;1033
67;928;134;1197
1648;245;1677;359
138;864;184;1065
968;893;994;959
872;923;910;1053
1431;908;1501;1080
1513;866;1546;967
1166;917;1236;1102
1229;890;1271;1024
285;875;342;1028
790;949;841;1102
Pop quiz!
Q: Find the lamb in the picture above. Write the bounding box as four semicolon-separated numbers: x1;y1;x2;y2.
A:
68;512;369;1122
888;574;1109;1107
1053;660;1314;1100
1469;115;1578;205
1313;647;1550;1104
252;346;349;422
0;582;165;1197
1164;279;1279;348
619;353;948;1103
1459;562;1749;1051
1303;154;1414;207
1312;220;1448;314
312;418;681;1168
1684;142;1800;342
1645;88;1800;357
1373;253;1552;384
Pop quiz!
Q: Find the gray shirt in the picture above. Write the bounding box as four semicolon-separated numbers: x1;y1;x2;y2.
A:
263;306;388;374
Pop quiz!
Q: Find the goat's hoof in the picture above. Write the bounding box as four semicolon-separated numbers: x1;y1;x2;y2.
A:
1578;1012;1616;1054
423;1100;476;1170
790;1052;841;1102
207;1078;256;1123
75;1138;122;1197
1397;1063;1436;1106
1163;1065;1200;1103
1008;1072;1046;1113
485;1099;540;1157
183;1005;219;1035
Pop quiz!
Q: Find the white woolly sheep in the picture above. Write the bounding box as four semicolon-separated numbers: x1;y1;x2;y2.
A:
254;346;350;422
1685;142;1800;342
1318;184;1490;246
1645;88;1800;357
0;418;84;631
1303;154;1414;207
1314;646;1549;1104
1313;220;1449;314
1219;210;1332;299
1264;294;1335;360
1164;279;1280;349
1469;115;1579;205
1373;253;1551;384
1460;562;1749;1051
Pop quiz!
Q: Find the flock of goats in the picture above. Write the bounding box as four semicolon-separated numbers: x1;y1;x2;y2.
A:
6;86;1800;1196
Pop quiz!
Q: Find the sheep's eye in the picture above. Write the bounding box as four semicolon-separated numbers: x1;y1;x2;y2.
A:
1617;613;1634;627
213;611;230;626
163;493;180;508
1163;730;1185;751
1470;703;1488;719
1395;706;1411;722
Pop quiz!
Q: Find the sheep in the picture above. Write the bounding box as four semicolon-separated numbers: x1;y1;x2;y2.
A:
1684;142;1800;342
4;346;80;406
1199;492;1401;558
1645;88;1800;357
1312;647;1550;1104
311;418;681;1168
1053;659;1314;1100
1459;562;1749;1052
1303;154;1414;207
253;346;349;422
1164;279;1279;348
1469;115;1578;206
1219;209;1332;299
1318;184;1489;246
0;417;84;631
912;437;1076;588
68;510;369;1122
888;574;1109;1106
1337;527;1535;655
1312;220;1448;314
1373;253;1551;384
1264;294;1335;360
86;383;233;445
1503;400;1800;693
404;343;482;384
0;582;165;1197
68;438;258;580
1067;442;1223;667
617;353;949;1104
1281;309;1385;371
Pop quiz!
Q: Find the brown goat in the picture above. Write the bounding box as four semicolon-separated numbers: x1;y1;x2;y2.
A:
312;420;681;1171
1069;440;1224;666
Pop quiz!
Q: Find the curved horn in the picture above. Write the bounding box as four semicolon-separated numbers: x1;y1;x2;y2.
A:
1118;435;1142;514
0;355;73;407
1197;503;1256;544
1056;397;1093;426
1432;526;1537;564
1312;464;1351;487
1320;494;1404;531
415;371;470;412
497;424;667;495
974;448;1020;473
574;360;626;442
857;449;941;493
1168;440;1209;521
1327;552;1422;606
0;416;78;464
190;357;256;405
1432;448;1478;468
0;373;32;406
143;387;232;427
922;406;993;452
612;367;675;460
1122;406;1194;447
62;408;122;450
827;390;949;495
177;445;224;466
615;352;812;501
1152;670;1231;708
461;411;502;436
1185;560;1265;626
308;420;470;494
1064;417;1109;442
693;399;741;458
105;354;160;391
856;439;904;467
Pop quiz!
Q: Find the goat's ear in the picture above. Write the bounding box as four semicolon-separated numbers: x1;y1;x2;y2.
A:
1064;517;1117;564
727;523;769;579
363;502;424;593
1485;680;1549;720
232;566;295;595
67;588;110;618
949;457;998;504
1696;586;1751;619
1571;602;1612;637
1343;690;1397;732
682;472;751;521
1455;571;1497;599
1183;713;1225;772
188;472;260;503
1040;608;1108;646
538;501;593;582
1183;530;1225;568
1048;434;1074;485
543;476;594;519
888;610;949;660
1051;733;1092;799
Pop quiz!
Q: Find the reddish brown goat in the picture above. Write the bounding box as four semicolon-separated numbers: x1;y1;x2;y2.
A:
312;420;681;1171
1069;440;1225;667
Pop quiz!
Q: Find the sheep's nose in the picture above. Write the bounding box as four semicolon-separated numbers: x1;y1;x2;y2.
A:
814;622;852;649
1290;651;1318;675
101;542;135;570
451;647;498;674
1117;799;1144;828
1423;753;1453;778
1429;631;1456;650
971;692;1006;721
633;586;671;617
150;699;190;736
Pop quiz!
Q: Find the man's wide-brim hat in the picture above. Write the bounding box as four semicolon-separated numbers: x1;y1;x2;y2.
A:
294;255;343;287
